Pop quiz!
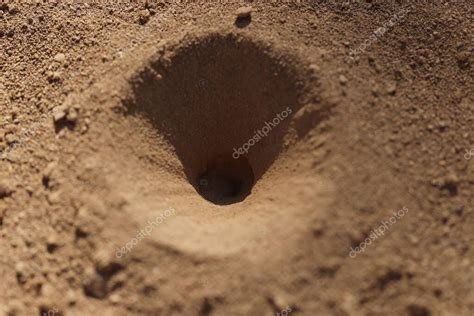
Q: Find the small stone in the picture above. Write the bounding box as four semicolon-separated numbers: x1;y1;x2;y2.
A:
386;82;397;95
54;53;66;62
8;4;19;14
46;234;60;253
5;133;18;145
437;120;448;131
47;71;61;83
15;262;28;284
236;6;252;19
47;191;61;204
66;108;78;122
309;64;320;72
109;293;121;304
138;9;150;25
42;162;57;186
41;283;55;297
457;51;471;70
0;180;13;198
66;289;77;306
53;106;67;122
372;86;380;97
434;174;459;196
84;272;108;299
93;248;123;274
339;74;348;85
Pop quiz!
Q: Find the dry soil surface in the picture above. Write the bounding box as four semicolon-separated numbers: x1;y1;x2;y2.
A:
0;1;473;315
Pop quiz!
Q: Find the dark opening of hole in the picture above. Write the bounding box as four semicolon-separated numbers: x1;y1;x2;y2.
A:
197;155;254;205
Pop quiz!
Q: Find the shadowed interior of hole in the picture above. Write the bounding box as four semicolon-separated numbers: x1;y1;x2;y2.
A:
128;34;301;205
198;154;255;205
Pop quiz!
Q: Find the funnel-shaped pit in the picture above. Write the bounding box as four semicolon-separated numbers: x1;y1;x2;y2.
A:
127;34;301;205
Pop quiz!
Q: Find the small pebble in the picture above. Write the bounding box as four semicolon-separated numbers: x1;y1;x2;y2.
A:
386;82;397;95
138;9;150;25
0;180;14;198
66;290;77;306
8;4;19;14
5;133;18;145
53;106;67;122
84;272;108;299
46;234;60;252
14;262;27;284
54;53;66;62
339;74;348;85
236;6;252;19
67;108;78;122
47;191;61;204
457;51;471;70
47;71;62;83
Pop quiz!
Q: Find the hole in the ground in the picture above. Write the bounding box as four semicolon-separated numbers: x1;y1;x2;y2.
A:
197;154;254;205
127;33;302;205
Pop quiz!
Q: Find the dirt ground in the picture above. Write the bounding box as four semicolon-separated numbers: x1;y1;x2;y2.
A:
0;0;473;315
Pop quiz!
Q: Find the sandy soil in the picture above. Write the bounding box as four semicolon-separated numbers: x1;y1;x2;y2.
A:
0;1;473;315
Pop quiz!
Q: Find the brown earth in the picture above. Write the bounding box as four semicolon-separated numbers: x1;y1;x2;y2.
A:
0;1;473;315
